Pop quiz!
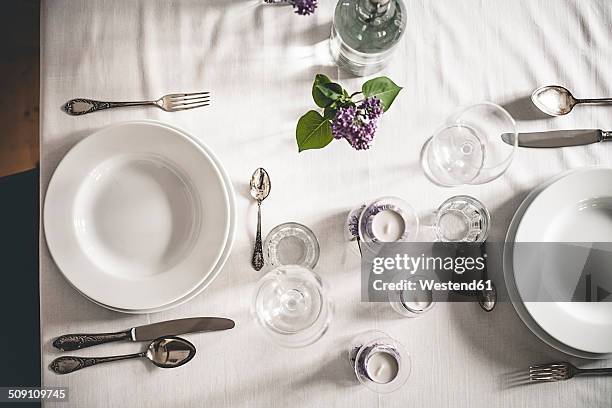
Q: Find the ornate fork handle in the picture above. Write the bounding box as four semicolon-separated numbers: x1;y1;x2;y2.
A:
577;367;612;376
63;98;155;115
53;330;132;351
50;353;145;375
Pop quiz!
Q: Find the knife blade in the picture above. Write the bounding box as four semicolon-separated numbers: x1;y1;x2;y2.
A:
53;317;235;351
501;129;611;148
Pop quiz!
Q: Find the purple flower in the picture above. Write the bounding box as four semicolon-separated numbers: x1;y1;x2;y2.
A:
331;97;383;150
290;0;317;15
348;214;360;238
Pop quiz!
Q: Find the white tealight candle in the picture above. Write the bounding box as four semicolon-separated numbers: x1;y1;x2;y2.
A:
371;210;405;242
400;286;433;313
366;351;399;384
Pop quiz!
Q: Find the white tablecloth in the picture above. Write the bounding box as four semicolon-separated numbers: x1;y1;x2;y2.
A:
40;1;612;407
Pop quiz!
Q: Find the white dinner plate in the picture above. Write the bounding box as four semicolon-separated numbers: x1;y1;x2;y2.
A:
44;121;231;310
504;168;612;359
510;167;612;355
70;121;236;314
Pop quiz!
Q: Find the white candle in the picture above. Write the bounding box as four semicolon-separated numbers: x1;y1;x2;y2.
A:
400;287;433;313
366;351;399;384
371;210;405;242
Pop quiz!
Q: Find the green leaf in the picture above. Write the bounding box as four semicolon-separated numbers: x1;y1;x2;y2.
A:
296;110;334;152
315;84;343;101
323;106;337;120
312;74;344;108
361;77;403;112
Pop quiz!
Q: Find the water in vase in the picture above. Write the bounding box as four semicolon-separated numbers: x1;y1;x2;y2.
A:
330;0;407;76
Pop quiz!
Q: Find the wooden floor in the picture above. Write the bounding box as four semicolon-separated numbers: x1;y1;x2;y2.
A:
0;1;39;178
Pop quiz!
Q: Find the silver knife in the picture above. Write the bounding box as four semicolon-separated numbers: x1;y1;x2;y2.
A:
53;317;235;351
502;129;612;148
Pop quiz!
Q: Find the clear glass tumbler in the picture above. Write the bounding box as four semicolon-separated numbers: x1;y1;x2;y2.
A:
253;265;333;347
424;102;517;186
434;195;490;242
264;222;320;269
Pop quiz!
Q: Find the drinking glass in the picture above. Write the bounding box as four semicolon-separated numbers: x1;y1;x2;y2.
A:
424;102;517;186
264;222;320;268
434;195;490;242
253;265;333;347
348;330;411;393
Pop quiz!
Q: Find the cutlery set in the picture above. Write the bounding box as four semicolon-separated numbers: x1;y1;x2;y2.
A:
50;317;234;374
506;84;612;149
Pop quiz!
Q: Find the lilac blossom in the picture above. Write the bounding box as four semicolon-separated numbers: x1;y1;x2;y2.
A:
291;0;317;15
264;0;317;16
331;97;383;150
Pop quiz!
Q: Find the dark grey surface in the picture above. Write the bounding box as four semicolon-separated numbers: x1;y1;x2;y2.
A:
0;169;40;408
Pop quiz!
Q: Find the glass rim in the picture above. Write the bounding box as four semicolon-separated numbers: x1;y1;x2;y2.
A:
431;101;518;174
434;195;491;242
350;330;412;393
252;265;333;347
357;196;420;246
263;221;320;268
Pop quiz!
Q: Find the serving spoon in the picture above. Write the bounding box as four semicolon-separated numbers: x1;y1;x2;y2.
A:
250;168;271;271
532;85;612;116
49;336;196;374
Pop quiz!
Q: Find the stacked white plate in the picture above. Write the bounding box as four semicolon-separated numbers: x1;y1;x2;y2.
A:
44;121;235;313
504;167;612;358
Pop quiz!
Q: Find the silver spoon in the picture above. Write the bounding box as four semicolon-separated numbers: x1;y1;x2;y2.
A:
49;336;195;375
250;168;271;271
478;282;497;312
532;85;612;116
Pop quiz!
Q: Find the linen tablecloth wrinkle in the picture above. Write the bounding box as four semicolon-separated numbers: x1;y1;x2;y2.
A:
41;1;612;407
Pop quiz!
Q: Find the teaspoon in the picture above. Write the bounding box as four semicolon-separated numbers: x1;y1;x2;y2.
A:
478;282;497;312
49;336;196;374
250;168;271;271
532;85;612;116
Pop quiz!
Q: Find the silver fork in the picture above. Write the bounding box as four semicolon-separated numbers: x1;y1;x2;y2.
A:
63;92;210;115
530;362;612;382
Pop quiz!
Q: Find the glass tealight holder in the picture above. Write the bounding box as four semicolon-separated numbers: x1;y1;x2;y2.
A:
252;265;333;348
389;274;435;317
434;195;490;242
357;197;419;255
264;222;320;269
348;330;411;393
